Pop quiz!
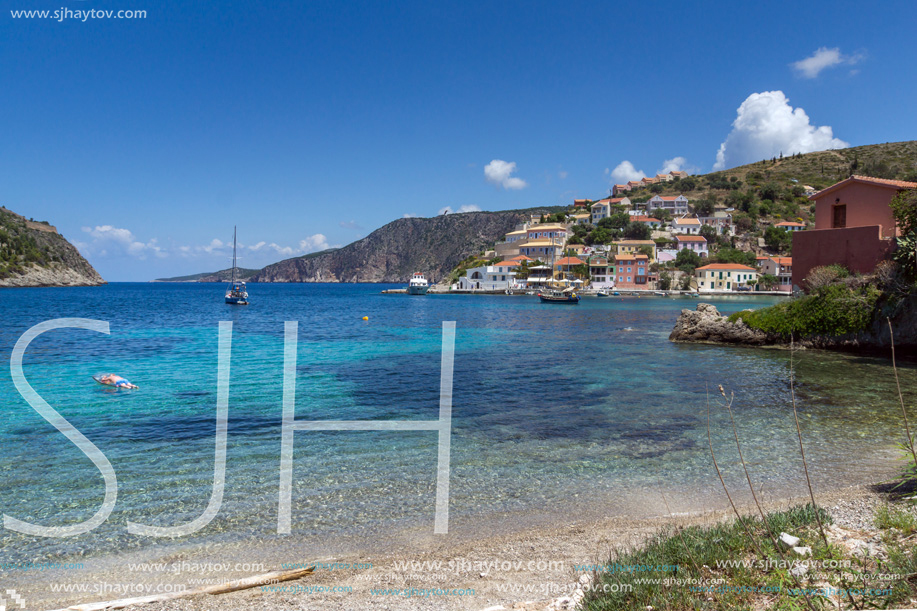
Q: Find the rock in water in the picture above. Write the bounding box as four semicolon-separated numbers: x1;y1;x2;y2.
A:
668;303;771;345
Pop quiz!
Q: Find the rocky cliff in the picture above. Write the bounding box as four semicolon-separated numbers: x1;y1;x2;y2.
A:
0;207;105;287
250;211;545;283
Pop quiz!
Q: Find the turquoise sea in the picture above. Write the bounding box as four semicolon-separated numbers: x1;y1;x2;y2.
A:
0;283;914;567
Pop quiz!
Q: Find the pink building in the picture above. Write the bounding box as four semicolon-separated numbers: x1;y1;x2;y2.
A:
793;175;916;287
613;254;649;288
674;235;708;257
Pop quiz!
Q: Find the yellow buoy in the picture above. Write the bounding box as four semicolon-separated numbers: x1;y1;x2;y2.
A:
362;316;369;321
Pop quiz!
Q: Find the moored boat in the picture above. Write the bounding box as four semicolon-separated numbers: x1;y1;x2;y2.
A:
407;272;430;295
225;227;249;305
539;288;580;304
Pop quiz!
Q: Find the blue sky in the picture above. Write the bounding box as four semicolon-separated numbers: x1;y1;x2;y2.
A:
2;0;915;280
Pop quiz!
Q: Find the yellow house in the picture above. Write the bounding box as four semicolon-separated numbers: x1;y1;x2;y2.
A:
695;263;759;292
615;240;657;261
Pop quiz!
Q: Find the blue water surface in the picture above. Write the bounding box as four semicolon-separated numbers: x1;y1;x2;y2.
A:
0;283;913;564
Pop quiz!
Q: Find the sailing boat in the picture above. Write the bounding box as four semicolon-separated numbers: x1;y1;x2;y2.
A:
224;226;249;305
538;234;580;304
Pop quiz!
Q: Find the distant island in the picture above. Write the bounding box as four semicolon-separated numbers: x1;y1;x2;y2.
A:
0;206;104;287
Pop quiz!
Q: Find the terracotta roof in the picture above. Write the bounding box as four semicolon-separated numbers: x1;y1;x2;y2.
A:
695;263;757;271
775;221;805;227
675;235;707;242
556;257;585;265
592;197;626;207
511;255;533;261
674;218;701;225
616;240;656;245
657;196;683;201
755;257;793;267
528;224;568;231
494;260;520;267
614;254;649;261
632;216;661;222
809;175;917;200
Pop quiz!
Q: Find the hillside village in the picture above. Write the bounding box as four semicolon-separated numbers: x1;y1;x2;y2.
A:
447;158;917;295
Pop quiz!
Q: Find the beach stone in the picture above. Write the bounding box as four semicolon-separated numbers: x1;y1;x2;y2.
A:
779;532;800;548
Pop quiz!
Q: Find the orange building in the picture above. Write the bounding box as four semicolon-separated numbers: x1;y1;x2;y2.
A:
793;175;916;287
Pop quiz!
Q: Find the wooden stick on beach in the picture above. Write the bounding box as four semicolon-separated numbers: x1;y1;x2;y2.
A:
48;566;315;611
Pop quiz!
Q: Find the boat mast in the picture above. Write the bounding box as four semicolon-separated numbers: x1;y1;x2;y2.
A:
231;226;237;284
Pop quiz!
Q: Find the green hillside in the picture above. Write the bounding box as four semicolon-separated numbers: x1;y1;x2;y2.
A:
608;140;917;235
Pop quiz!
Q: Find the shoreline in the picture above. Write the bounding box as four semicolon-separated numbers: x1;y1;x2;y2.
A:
13;469;899;611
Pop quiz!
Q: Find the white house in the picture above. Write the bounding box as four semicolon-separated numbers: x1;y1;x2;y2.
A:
571;213;591;225
671;217;701;234
519;240;564;261
647;195;689;216
774;221;806;232
457;264;520;291
698;211;732;234
590;197;630;224
674;235;708;257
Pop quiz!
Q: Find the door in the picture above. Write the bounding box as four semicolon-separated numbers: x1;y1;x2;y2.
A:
833;204;846;228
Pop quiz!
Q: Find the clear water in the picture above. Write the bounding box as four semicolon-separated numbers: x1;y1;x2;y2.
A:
0;283;913;566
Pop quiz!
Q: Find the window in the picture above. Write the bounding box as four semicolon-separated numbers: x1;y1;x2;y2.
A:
833;204;846;228
627;276;632;282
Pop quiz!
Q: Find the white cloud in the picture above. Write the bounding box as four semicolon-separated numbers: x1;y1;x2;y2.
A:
791;47;863;79
558;170;568;180
80;225;166;259
299;234;330;252
438;204;482;215
484;159;528;190
657;156;696;175
402;213;419;218
713;91;848;171
609;161;645;183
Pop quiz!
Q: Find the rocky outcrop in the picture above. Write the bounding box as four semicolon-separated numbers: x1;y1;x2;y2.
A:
250;210;551;283
669;303;775;345
0;207;104;287
670;296;917;354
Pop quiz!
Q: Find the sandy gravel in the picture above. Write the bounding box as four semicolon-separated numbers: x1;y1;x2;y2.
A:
23;483;894;611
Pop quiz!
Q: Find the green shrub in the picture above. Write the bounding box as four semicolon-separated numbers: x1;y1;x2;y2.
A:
728;283;881;337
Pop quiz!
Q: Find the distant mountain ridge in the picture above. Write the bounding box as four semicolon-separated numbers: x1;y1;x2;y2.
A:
0;206;104;287
250;210;557;283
